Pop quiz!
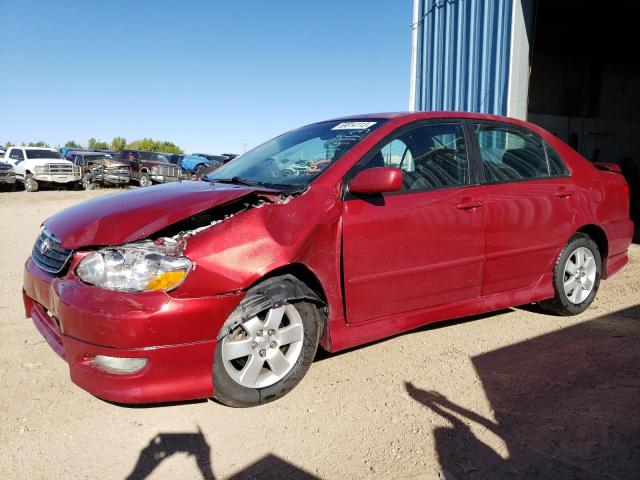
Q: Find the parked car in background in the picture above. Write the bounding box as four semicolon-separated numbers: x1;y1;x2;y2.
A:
67;150;131;190
4;147;81;192
178;154;222;178
0;159;17;190
193;153;236;164
22;112;633;407
112;150;186;187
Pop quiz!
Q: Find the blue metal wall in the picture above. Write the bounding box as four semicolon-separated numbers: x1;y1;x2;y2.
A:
412;0;513;115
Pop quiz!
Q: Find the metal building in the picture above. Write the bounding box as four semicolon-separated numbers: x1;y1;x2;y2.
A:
410;0;639;233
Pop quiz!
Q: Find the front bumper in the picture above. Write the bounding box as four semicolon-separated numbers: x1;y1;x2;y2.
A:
150;174;181;183
0;174;16;184
33;174;81;184
93;171;131;185
23;257;243;403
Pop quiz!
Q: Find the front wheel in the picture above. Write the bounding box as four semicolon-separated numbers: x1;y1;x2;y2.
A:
82;174;94;190
24;174;38;192
214;299;321;407
138;173;151;187
539;233;602;316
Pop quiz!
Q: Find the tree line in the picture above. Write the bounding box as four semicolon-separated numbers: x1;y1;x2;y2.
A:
3;137;184;154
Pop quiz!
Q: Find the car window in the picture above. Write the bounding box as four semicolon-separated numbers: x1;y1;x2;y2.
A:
9;149;24;161
544;142;569;177
365;123;469;192
126;151;139;162
474;124;550;182
25;149;63;160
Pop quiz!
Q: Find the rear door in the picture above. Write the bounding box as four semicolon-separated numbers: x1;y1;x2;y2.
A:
470;121;577;295
342;121;485;324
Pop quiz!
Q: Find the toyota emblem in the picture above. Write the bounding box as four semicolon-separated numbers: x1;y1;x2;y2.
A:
40;237;53;255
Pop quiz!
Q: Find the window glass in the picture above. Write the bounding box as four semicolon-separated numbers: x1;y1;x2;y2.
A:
10;149;24;160
365;123;468;192
544;143;569;176
474;124;549;182
207;119;386;189
25;149;63;160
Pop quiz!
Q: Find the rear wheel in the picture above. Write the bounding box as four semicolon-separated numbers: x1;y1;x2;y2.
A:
214;293;321;407
539;233;601;315
24;174;38;192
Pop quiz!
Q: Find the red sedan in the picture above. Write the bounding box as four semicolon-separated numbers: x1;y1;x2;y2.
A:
23;112;633;407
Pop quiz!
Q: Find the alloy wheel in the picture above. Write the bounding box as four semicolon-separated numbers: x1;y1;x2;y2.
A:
563;246;597;304
220;305;304;389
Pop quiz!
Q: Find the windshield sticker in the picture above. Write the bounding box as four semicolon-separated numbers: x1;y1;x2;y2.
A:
331;121;377;130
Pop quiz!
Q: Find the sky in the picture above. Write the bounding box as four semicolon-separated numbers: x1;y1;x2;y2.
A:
0;0;412;154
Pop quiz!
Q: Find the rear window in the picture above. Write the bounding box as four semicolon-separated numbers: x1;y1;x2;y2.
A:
26;149;63;160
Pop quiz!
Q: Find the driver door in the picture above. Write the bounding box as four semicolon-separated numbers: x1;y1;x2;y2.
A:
342;122;485;324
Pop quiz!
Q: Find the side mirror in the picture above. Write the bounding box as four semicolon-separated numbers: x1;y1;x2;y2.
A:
348;167;403;194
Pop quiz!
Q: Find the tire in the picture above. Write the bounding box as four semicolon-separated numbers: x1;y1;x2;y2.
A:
82;174;94;190
539;233;602;316
194;165;207;180
139;173;151;187
24;174;38;192
214;290;321;408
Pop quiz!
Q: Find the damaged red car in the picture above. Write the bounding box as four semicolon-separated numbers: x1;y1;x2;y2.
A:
23;112;633;407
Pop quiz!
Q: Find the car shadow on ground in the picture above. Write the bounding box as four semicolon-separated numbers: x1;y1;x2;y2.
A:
126;426;320;479
405;304;640;479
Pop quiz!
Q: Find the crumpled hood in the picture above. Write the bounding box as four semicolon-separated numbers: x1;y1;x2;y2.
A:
97;158;129;168
45;181;258;249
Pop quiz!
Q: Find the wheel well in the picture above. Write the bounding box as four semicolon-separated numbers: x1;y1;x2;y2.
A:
259;264;327;304
258;264;328;336
140;168;149;174
577;224;608;259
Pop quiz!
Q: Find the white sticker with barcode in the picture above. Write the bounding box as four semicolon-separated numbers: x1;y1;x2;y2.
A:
331;121;377;130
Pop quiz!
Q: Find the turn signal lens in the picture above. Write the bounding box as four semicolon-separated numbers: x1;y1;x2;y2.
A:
145;271;187;291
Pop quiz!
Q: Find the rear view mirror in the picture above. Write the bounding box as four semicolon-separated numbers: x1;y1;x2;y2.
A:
348;167;403;194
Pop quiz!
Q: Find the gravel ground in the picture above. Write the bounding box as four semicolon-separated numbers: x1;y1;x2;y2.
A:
1;189;638;480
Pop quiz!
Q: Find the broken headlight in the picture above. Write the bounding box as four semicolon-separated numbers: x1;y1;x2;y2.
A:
75;241;191;292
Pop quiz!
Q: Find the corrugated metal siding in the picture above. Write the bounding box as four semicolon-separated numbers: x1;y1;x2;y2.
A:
412;0;513;115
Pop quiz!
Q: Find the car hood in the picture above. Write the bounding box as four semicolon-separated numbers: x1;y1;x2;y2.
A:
45;181;261;249
96;158;129;168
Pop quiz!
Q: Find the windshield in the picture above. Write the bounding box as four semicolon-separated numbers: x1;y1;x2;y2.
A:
26;149;63;160
206;119;386;189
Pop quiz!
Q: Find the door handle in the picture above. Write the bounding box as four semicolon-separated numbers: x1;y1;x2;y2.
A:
555;188;575;198
456;198;483;210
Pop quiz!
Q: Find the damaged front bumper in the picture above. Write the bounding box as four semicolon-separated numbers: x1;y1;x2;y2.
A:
23;256;244;404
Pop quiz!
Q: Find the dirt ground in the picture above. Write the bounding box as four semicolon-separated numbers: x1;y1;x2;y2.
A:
1;189;638;480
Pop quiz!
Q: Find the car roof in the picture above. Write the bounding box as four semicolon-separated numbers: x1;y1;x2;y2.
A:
327;111;522;122
69;150;107;156
15;146;57;151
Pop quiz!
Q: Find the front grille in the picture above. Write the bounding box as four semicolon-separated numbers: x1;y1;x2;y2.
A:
44;163;74;175
104;166;130;175
32;230;73;275
159;165;180;177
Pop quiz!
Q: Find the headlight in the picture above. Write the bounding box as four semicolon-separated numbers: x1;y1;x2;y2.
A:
75;241;191;292
151;166;160;174
34;166;45;174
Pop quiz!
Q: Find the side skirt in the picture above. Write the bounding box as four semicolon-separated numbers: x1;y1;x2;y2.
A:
324;272;554;352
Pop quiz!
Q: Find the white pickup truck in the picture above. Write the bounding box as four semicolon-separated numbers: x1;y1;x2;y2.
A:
4;147;82;192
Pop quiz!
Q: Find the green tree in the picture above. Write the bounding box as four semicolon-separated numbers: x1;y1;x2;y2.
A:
126;138;183;154
3;141;14;149
27;141;50;147
110;136;126;152
87;137;109;150
65;140;82;148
